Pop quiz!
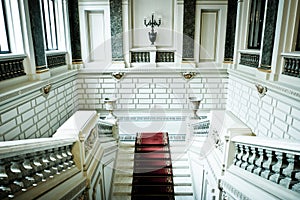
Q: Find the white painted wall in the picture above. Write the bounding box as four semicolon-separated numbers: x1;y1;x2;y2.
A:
0;72;78;141
76;70;228;111
227;70;300;140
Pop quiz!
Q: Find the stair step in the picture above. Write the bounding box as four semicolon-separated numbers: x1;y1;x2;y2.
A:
116;162;134;168
175;195;194;200
113;185;131;193
174;183;192;186
114;176;133;184
173;169;192;176
174;186;193;193
173;177;192;184
112;192;131;198
172;160;190;167
114;169;133;175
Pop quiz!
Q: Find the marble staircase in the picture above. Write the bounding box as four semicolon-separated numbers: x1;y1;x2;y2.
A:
110;141;194;200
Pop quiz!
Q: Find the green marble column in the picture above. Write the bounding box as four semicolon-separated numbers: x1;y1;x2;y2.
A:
182;0;196;60
110;0;124;61
224;0;237;63
259;0;279;72
68;0;82;64
28;0;48;73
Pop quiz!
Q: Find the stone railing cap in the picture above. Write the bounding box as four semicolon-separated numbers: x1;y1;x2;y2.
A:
232;135;300;154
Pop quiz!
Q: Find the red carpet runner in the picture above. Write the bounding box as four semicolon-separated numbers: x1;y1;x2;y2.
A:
131;132;175;200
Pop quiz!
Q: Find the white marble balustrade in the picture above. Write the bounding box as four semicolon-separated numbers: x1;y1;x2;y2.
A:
0;137;77;199
221;135;300;200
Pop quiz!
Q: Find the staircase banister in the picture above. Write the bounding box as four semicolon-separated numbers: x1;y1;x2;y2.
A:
231;135;300;154
0;137;76;159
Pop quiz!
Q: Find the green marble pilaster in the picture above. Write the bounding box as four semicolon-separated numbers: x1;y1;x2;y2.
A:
28;0;48;72
110;0;124;61
68;0;82;64
224;0;237;63
259;0;279;71
182;0;196;60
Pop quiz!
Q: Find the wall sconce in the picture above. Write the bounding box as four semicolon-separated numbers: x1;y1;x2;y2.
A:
111;72;125;81
41;84;52;97
255;83;267;98
144;13;161;45
182;72;196;80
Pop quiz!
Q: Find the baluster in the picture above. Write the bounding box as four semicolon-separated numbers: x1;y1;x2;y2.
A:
43;150;55;178
283;58;289;74
269;152;287;183
233;143;240;165
235;144;244;167
66;146;75;168
290;59;296;76
246;147;258;173
288;59;294;75
131;53;134;62
166;53;170;62
139;52;142;62
241;145;251;169
9;157;24;195
0;159;11;199
170;52;174;62
279;154;299;189
49;150;59;175
22;154;37;187
295;59;300;77
0;63;4;80
5;63;10;78
135;53;138;62
32;152;46;182
253;148;265;176
261;150;276;179
292;156;300;193
146;52;150;62
54;149;64;173
61;147;70;169
16;61;22;76
17;156;34;190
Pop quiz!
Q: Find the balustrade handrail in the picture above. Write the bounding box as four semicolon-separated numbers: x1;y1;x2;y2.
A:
0;137;76;160
231;136;300;154
281;52;300;58
239;49;260;55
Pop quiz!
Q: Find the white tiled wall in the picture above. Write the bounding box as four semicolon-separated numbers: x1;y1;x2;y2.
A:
77;72;228;111
227;72;300;140
0;76;78;141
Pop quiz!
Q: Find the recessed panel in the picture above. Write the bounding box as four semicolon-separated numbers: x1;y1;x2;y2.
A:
88;11;106;62
132;0;173;47
200;10;218;62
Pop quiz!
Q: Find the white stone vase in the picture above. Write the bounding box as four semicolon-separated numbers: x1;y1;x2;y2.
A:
104;97;118;120
189;97;202;119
